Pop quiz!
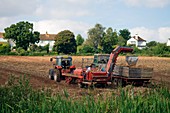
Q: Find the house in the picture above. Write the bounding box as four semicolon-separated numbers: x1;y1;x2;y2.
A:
167;38;170;46
36;32;56;51
0;32;8;44
127;34;146;49
0;32;56;51
0;32;16;48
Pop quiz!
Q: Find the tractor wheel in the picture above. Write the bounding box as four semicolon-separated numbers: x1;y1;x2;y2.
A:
78;83;85;88
49;69;54;80
54;69;61;82
112;78;118;88
117;79;123;87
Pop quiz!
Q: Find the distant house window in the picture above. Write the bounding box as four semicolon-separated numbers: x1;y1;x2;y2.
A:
131;41;136;44
41;41;44;43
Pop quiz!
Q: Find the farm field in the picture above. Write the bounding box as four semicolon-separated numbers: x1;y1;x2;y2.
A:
0;56;170;95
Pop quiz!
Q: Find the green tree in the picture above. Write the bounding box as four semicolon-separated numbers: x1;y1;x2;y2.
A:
3;21;40;50
101;28;118;53
87;23;105;52
76;34;84;46
53;30;77;54
117;36;126;46
152;43;168;55
146;41;158;47
79;45;94;53
0;43;10;54
119;29;131;40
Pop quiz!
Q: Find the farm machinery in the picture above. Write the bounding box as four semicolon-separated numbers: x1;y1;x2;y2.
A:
48;46;153;87
49;56;76;82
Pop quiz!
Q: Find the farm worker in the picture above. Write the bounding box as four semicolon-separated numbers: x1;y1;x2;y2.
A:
86;64;94;73
86;66;91;73
84;64;94;79
61;61;67;68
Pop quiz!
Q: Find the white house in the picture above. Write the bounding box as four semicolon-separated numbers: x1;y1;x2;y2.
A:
0;33;8;44
127;35;146;49
36;32;55;51
167;38;170;46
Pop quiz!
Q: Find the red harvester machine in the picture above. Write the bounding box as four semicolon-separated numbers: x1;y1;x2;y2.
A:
49;46;153;88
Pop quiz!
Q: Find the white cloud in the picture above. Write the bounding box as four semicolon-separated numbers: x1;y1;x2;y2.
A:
0;0;91;19
123;0;170;8
0;17;17;31
130;27;170;42
0;0;40;17
33;19;91;38
158;27;170;42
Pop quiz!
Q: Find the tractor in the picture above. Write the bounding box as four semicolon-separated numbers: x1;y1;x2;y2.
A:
49;56;76;82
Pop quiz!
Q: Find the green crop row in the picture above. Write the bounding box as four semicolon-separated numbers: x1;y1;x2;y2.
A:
0;75;170;113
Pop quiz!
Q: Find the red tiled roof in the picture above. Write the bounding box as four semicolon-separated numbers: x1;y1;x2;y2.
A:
0;32;56;41
132;35;146;41
0;32;4;38
40;34;56;41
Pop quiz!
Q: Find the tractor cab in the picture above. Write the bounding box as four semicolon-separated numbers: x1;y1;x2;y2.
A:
93;54;110;71
93;54;110;65
50;56;73;69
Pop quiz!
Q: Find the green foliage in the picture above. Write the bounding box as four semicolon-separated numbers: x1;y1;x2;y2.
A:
0;43;10;54
78;45;95;53
3;21;40;50
119;29;131;40
87;23;105;52
146;41;158;47
101;28;118;53
151;43;170;55
53;30;77;54
30;44;49;53
76;34;84;46
117;36;126;46
131;42;170;57
0;76;170;113
17;47;29;56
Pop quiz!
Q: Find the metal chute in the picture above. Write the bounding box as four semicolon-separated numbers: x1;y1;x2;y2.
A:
126;56;138;66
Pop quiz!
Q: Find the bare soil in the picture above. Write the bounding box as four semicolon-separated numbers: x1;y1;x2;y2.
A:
0;56;170;97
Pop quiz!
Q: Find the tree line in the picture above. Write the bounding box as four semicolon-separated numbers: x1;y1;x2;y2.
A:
0;21;170;56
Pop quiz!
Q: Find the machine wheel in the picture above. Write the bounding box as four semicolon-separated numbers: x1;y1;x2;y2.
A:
49;69;54;80
117;79;123;87
112;78;118;88
54;69;61;82
78;83;85;88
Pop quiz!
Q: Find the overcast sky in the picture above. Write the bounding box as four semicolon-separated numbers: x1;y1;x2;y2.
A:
0;0;170;42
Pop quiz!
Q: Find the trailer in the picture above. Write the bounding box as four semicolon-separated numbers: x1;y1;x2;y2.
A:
112;57;153;87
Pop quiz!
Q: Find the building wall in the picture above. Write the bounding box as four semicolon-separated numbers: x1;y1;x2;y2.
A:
167;39;170;46
8;39;16;48
36;40;55;51
127;37;146;49
127;38;138;46
138;41;146;47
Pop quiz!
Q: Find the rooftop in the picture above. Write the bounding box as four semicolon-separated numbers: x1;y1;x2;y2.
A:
132;35;146;41
0;32;4;38
40;32;56;41
0;32;56;41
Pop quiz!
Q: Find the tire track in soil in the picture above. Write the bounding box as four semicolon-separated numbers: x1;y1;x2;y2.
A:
0;66;85;97
0;67;55;88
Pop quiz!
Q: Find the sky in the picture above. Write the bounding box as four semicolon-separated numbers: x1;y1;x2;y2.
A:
0;0;170;43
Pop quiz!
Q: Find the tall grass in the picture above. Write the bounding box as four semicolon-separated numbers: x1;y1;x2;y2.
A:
0;75;169;113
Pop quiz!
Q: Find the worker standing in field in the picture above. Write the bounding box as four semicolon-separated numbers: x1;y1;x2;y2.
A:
86;64;95;73
83;64;94;79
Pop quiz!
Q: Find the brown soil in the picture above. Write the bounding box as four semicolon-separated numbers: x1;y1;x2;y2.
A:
0;56;170;97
